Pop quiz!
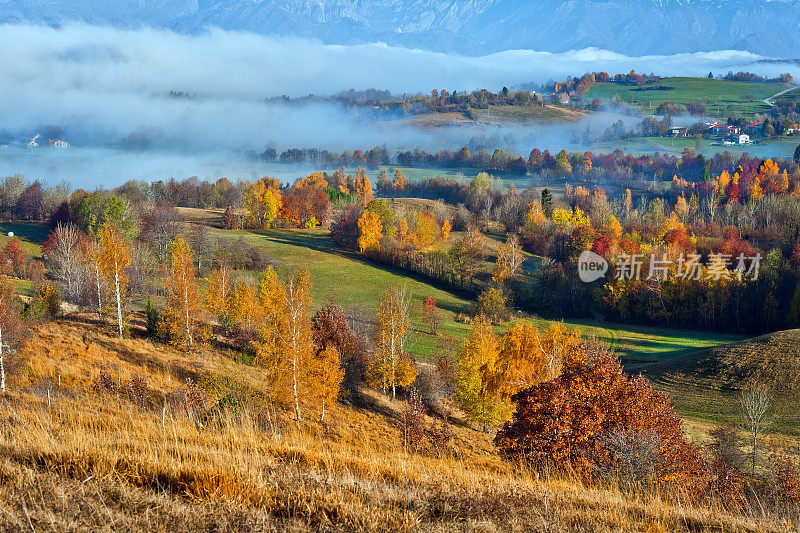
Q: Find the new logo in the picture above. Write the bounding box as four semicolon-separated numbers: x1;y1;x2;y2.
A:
578;251;608;283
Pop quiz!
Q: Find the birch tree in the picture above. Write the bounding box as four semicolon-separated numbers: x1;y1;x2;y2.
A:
163;236;202;349
370;287;415;401
96;222;131;338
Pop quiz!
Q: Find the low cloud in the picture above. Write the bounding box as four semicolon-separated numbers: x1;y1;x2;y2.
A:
0;23;793;186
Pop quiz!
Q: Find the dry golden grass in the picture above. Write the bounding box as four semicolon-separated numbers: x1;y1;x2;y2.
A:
0;316;796;531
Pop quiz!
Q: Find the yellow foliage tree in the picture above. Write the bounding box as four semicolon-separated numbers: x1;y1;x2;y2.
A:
485;321;547;403
257;268;316;421
524;200;546;230
205;265;234;332
456;317;508;430
231;279;260;335
244;178;282;229
96;222;130;338
397;217;410;245
309;344;344;422
163;236;202;349
357;210;383;253
367;287;415;400
441;219;452;241
674;195;689;221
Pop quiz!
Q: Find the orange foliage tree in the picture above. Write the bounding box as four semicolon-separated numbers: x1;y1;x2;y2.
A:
163;236;202;349
2;238;26;278
392;169;407;191
357;210;383;253
354;167;373;203
494;341;708;493
282;172;330;227
205;265;234;332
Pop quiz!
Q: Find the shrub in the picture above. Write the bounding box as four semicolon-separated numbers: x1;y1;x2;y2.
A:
398;389;427;451
773;455;800;504
128;374;148;406
145;298;160;338
494;343;708;495
94;364;117;393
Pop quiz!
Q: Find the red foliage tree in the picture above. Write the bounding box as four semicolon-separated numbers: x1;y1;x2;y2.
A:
223;206;238;230
282;181;330;227
494;343;708;494
422;296;438;335
2;238;27;278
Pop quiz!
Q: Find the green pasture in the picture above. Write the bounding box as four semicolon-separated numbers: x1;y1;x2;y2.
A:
586;77;791;117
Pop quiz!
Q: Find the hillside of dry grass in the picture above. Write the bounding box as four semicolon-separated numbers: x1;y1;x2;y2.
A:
0;316;795;531
644;328;800;393
640;328;800;435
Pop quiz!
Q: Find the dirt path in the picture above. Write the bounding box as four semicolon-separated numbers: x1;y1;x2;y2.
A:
763;85;798;107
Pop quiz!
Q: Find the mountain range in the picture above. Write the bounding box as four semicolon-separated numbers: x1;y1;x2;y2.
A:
0;0;798;57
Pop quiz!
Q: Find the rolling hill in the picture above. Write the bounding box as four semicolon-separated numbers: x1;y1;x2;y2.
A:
642;328;800;433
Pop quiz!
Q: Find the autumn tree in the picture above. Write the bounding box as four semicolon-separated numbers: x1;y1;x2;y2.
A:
158;236;200;348
393;169;407;191
449;226;486;289
581;151;592;176
441;219;452;241
80;237;104;320
495;341;706;491
354;167;373;203
309;344;343;422
422;296;438;334
0;276;27;393
205;265;234;332
97;222;131;338
138;204;184;263
244;177;282;229
555;149;573;176
367;287;416;400
258;268;316;421
357;210;383;253
282;173;330;227
492;234;524;283
43;223;88;302
223;206;238;230
231;278;261;337
2;238;26;278
740;385;771;474
456;317;508;430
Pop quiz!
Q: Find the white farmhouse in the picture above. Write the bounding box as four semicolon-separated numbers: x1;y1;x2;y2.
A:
52;139;70;148
735;134;750;144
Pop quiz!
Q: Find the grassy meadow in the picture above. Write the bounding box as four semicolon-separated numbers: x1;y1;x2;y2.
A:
586;77;790;117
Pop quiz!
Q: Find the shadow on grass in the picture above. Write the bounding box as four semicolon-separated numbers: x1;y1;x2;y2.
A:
0;220;49;245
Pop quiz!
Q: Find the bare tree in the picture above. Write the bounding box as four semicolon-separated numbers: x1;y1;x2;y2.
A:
45;223;89;303
740;385;772;474
138;204;184;264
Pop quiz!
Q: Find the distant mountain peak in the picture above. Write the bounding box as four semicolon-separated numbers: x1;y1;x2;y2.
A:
0;0;798;56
